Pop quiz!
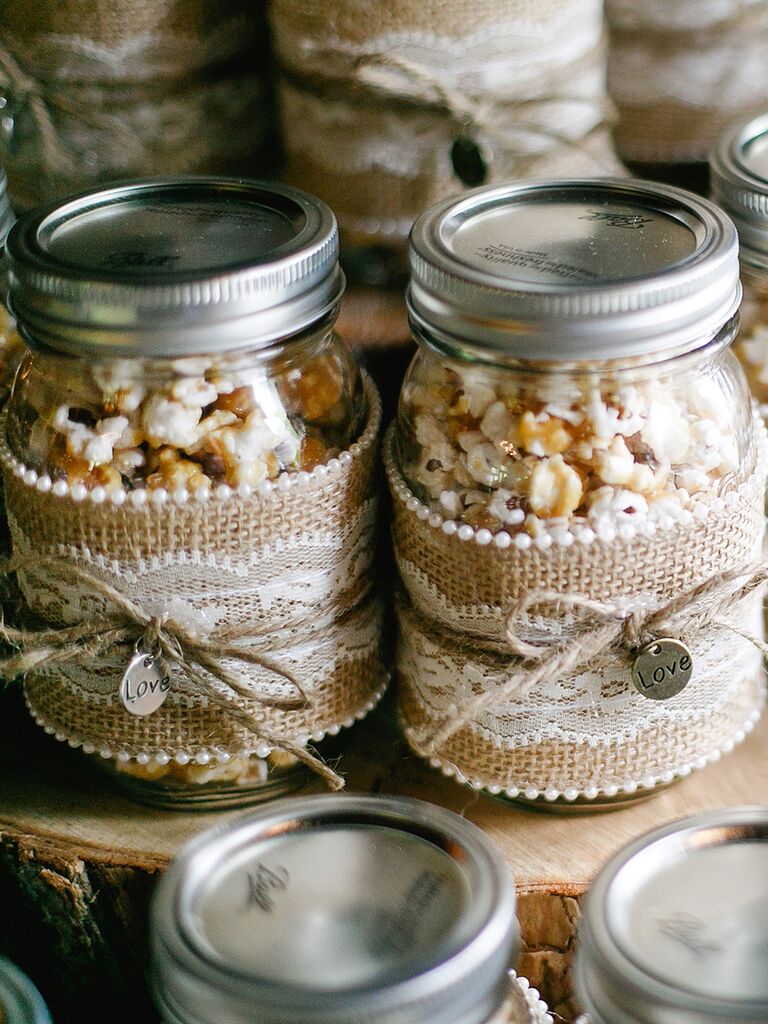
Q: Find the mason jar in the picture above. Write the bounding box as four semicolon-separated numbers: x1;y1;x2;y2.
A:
1;178;386;808
389;178;765;810
150;794;553;1024
711;111;768;419
575;806;768;1024
0;957;51;1024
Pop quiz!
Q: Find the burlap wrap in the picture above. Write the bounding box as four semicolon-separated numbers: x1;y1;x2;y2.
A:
386;428;767;797
270;0;623;252
1;376;386;764
0;0;277;210
606;0;768;164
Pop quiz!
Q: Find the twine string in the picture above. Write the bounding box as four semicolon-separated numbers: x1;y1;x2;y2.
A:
0;554;346;790
352;52;617;172
414;561;768;753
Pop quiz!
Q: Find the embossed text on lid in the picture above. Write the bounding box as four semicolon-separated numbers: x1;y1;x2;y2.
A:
409;178;740;362
6;177;343;357
575;807;768;1024
151;794;518;1024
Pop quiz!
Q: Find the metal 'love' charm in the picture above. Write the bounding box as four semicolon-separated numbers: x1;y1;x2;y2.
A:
631;638;693;701
120;640;171;717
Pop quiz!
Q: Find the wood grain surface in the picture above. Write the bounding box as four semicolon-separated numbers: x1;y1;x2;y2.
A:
0;687;765;1023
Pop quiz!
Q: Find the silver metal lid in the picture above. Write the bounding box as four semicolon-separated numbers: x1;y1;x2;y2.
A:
408;178;740;362
575;807;768;1024
151;794;519;1024
0;957;52;1024
6;177;343;357
711;112;768;271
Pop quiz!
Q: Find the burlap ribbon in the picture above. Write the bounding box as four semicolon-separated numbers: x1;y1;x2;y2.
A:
606;0;768;163
0;552;354;789
409;562;768;753
0;2;275;209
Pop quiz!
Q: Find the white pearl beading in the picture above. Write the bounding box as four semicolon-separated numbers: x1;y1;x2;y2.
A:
0;372;381;510
509;972;553;1024
384;416;768;549
408;706;762;803
26;682;388;765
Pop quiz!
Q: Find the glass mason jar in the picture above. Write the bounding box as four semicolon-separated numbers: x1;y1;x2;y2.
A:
1;178;385;809
391;178;765;810
711;112;768;418
151;793;552;1024
575;806;768;1024
0;956;52;1024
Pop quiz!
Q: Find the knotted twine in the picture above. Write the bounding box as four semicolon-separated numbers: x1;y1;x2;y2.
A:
0;553;349;789
409;561;768;754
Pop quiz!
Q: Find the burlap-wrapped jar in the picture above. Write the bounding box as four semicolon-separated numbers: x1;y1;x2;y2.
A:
606;0;768;170
391;178;766;810
269;0;622;282
0;179;387;808
0;1;277;210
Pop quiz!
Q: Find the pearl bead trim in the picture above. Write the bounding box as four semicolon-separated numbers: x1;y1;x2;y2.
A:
384;418;768;550
26;682;388;765
0;372;381;510
509;972;553;1024
406;707;761;802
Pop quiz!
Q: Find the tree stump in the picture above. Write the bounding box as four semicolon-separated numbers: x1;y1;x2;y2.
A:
0;686;766;1024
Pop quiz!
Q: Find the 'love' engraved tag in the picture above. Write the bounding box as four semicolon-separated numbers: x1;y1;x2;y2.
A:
631;638;692;701
120;643;171;717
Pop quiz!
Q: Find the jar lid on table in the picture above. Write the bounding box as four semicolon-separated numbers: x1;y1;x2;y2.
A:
575;806;768;1024
151;794;519;1024
711;112;768;272
5;177;343;357
408;178;740;362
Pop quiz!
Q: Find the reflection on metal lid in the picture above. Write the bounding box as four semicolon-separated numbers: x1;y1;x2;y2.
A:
576;806;768;1024
151;794;519;1024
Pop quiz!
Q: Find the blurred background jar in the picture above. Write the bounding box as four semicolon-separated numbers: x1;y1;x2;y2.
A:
1;178;385;809
269;0;622;287
575;807;768;1024
605;0;768;193
151;794;552;1024
0;0;278;211
390;178;765;810
711;112;768;421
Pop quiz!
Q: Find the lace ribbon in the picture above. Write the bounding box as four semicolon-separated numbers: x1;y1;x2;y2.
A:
0;554;351;790
411;561;768;753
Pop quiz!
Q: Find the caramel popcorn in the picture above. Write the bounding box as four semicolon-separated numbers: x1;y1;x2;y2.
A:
14;346;356;493
404;357;745;537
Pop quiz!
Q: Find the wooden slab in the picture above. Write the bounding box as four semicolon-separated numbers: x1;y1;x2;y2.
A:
0;687;766;1023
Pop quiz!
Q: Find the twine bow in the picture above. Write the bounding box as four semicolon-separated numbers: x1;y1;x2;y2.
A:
415;561;768;753
353;52;617;175
0;555;345;790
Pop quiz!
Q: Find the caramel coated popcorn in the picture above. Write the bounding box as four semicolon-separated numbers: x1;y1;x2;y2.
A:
17;350;349;493
405;360;740;538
